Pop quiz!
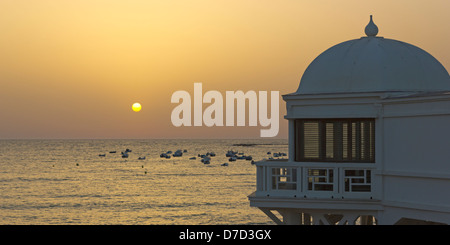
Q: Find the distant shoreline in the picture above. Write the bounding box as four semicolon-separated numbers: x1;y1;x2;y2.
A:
232;143;288;147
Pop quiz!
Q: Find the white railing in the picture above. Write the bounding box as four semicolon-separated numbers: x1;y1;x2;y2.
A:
255;160;376;200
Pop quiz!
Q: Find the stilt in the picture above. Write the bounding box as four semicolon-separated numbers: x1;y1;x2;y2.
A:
259;208;283;225
280;210;301;225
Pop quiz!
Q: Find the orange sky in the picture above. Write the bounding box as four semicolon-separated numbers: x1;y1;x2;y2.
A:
0;0;449;139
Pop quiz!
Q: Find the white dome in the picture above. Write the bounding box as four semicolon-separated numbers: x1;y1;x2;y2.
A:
296;19;450;94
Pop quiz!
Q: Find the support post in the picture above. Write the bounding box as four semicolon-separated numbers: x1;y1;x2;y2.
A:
259;208;283;225
280;210;301;225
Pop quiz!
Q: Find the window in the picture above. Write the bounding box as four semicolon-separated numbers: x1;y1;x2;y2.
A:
271;168;297;190
344;169;372;192
307;168;334;191
295;119;375;162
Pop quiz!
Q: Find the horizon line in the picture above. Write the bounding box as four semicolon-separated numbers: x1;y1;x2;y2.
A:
0;137;288;140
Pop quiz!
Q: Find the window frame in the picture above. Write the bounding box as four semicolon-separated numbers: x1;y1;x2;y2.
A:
294;118;375;163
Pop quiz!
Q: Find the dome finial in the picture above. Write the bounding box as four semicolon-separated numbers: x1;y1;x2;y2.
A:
365;15;379;37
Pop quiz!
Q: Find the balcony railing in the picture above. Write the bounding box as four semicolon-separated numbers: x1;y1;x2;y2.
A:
255;160;377;200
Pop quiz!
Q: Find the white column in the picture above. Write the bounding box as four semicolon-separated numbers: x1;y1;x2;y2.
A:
288;119;295;162
281;209;301;225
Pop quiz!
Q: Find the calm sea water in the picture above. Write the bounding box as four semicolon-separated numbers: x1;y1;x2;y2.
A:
0;139;288;225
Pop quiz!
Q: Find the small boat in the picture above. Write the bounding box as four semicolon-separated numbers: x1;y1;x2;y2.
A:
173;150;183;157
228;157;237;162
125;148;132;153
245;156;253;160
201;157;211;163
122;152;129;158
189;157;196;160
221;163;229;166
138;156;146;160
109;151;116;153
183;149;188;153
226;150;237;157
203;160;210;165
99;154;106;157
160;153;173;158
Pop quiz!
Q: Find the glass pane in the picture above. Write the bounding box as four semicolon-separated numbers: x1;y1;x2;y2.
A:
304;122;319;158
345;170;365;176
361;122;366;159
326;123;334;159
329;169;334;182
309;169;327;176
366;170;371;183
314;184;333;191
351;178;365;183
352;122;357;159
343;123;348;159
272;168;278;175
370;122;375;161
351;185;371;192
296;119;374;162
279;183;296;190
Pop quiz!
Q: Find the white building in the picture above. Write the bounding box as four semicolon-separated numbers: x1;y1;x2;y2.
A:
249;16;450;225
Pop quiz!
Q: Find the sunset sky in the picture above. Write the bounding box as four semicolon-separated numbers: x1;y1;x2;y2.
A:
1;0;449;139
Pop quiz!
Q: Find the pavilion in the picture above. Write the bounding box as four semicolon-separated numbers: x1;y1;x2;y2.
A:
249;16;450;225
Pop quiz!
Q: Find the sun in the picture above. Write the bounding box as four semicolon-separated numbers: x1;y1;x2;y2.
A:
132;102;142;112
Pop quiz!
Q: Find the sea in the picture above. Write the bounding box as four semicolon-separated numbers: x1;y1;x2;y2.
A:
0;139;288;225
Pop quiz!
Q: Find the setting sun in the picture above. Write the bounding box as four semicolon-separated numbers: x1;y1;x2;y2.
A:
132;103;142;112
